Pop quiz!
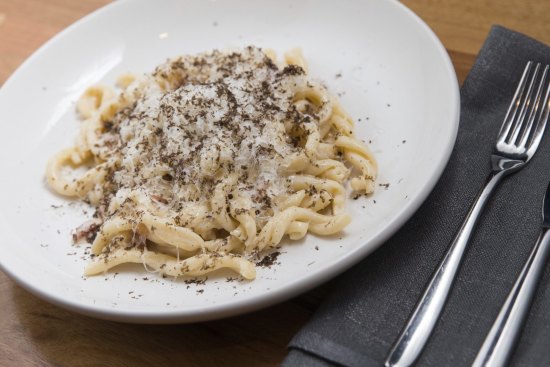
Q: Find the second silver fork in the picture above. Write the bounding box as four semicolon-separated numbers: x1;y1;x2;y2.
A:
385;61;550;367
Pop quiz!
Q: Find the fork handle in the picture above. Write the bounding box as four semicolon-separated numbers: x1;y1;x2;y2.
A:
385;169;509;367
472;229;550;367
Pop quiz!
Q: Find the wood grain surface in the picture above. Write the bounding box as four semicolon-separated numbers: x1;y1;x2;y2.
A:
1;1;550;366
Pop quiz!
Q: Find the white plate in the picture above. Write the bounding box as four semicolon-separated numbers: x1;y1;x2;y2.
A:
0;0;459;323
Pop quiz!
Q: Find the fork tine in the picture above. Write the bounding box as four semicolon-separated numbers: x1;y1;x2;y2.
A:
507;63;541;144
498;61;533;143
526;72;550;157
518;65;549;148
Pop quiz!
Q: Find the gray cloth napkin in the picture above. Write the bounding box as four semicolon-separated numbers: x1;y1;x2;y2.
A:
283;25;550;367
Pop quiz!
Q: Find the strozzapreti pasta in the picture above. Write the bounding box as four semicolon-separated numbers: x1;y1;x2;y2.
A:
46;46;377;279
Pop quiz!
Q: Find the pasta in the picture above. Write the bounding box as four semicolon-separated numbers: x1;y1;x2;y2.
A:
45;46;377;280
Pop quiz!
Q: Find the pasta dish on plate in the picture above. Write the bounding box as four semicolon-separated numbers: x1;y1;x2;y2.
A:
45;46;377;280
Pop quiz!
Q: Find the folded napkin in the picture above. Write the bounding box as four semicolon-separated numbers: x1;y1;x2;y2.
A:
283;26;550;367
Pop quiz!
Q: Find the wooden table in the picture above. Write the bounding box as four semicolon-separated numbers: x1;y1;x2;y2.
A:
1;1;550;366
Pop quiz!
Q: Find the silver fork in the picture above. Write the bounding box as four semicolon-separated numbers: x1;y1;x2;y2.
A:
385;61;550;367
